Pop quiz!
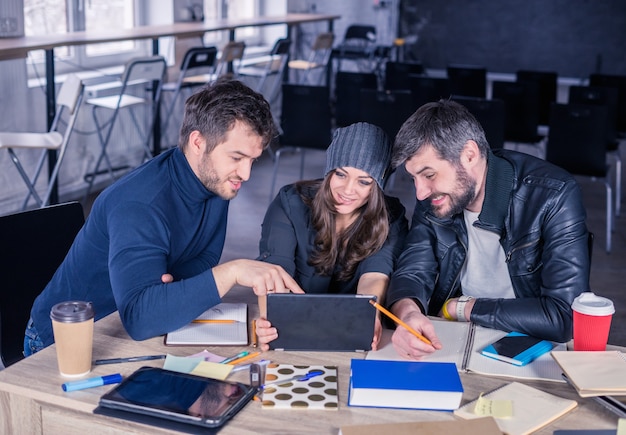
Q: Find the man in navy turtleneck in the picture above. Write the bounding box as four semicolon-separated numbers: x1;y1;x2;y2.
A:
25;79;303;353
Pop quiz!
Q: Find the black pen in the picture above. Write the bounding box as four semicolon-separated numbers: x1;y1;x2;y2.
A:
94;354;166;365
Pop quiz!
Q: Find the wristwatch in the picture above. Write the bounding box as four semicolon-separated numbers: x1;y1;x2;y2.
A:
456;295;474;322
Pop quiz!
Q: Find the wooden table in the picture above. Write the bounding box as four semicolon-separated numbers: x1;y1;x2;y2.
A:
0;289;619;434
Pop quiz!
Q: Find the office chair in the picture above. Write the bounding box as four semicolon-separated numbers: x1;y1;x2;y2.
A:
0;75;84;211
384;60;425;91
213;40;246;79
359;88;415;140
407;75;451;109
447;64;487;98
589;73;626;134
332;24;377;72
516;70;557;126
491;80;545;156
334;71;378;127
545;102;613;253
238;38;291;104
451;95;506;150
569;85;622;217
0;201;85;367
288;32;334;85
270;84;332;201
160;46;218;149
83;55;167;199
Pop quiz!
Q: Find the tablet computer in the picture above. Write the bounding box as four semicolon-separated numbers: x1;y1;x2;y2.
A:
266;293;377;352
98;367;256;430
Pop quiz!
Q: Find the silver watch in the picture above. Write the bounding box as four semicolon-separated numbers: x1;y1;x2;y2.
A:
456;295;473;322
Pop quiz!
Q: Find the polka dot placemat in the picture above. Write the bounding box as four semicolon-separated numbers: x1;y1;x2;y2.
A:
261;363;338;410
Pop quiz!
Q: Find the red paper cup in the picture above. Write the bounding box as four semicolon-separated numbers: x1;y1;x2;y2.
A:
571;292;615;351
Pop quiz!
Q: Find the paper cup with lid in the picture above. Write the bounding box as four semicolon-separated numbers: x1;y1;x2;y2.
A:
50;301;95;377
571;292;614;351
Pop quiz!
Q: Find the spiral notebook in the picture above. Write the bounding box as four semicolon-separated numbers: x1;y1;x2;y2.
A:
165;303;248;346
367;319;566;382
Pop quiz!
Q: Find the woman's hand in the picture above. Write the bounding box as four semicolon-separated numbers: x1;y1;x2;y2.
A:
255;317;277;351
371;314;383;351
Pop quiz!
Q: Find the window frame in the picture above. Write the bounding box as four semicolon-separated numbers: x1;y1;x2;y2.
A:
25;0;149;79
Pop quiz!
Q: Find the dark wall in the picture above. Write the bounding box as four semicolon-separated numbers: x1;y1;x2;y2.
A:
399;0;626;78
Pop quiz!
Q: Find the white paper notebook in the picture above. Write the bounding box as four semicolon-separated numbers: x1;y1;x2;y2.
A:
551;350;626;397
454;381;578;435
165;303;248;346
367;319;566;382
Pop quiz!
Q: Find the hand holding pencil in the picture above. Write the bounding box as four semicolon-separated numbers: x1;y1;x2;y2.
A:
369;299;442;358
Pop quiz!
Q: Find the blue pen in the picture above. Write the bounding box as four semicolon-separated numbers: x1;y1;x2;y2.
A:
220;351;249;364
62;373;123;392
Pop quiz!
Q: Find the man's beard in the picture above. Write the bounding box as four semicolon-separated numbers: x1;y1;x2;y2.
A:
428;165;476;219
197;152;239;200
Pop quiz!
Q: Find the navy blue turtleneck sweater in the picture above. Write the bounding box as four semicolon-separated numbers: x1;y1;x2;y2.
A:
31;148;227;346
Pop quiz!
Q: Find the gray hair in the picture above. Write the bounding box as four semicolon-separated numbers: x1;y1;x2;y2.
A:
392;99;490;169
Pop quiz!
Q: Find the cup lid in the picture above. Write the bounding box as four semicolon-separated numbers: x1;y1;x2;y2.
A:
50;301;95;323
571;292;615;316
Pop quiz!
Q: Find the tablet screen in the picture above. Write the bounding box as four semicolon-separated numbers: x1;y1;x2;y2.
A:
99;367;256;428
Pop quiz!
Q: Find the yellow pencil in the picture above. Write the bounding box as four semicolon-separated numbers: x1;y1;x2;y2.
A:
369;300;433;346
191;319;237;324
226;351;261;365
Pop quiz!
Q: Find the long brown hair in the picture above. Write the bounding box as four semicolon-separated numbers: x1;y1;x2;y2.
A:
297;173;389;281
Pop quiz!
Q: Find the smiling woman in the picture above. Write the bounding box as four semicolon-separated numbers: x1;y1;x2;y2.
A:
255;122;410;352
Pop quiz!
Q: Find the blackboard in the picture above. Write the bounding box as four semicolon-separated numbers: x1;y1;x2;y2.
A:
399;0;626;78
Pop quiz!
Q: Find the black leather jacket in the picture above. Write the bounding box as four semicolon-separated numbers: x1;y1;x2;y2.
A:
387;149;590;342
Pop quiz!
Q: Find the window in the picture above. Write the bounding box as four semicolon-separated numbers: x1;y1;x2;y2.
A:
23;0;270;78
203;0;260;46
24;0;147;77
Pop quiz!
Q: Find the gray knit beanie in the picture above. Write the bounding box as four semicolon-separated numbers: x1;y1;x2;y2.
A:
324;122;391;188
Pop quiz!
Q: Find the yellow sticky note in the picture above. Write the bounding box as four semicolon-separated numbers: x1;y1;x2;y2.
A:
473;393;513;418
617;418;626;435
163;354;204;373
190;361;234;380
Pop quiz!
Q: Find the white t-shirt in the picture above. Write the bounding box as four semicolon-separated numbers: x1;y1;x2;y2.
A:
460;210;515;299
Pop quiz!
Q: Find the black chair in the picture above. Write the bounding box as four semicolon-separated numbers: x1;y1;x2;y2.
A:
383;60;425;91
516;70;557;126
238;38;292;104
491;80;544;153
332;24;377;72
0;201;85;368
589;73;626;134
271;84;332;201
160;46;218;148
334;71;378;127
447;64;487;98
407;75;451;108
569;85;622;216
545;103;613;253
451;95;506;150
359;89;415;140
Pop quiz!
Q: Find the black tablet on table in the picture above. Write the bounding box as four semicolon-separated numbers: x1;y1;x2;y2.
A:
266;293;377;352
97;367;256;432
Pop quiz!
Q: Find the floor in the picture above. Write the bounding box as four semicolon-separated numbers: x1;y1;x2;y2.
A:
82;139;626;347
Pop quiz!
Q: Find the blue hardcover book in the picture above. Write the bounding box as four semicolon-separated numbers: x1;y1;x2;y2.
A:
480;331;553;366
348;359;463;411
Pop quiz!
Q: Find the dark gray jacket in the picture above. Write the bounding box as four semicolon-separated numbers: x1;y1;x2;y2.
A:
258;182;408;294
387;149;590;342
